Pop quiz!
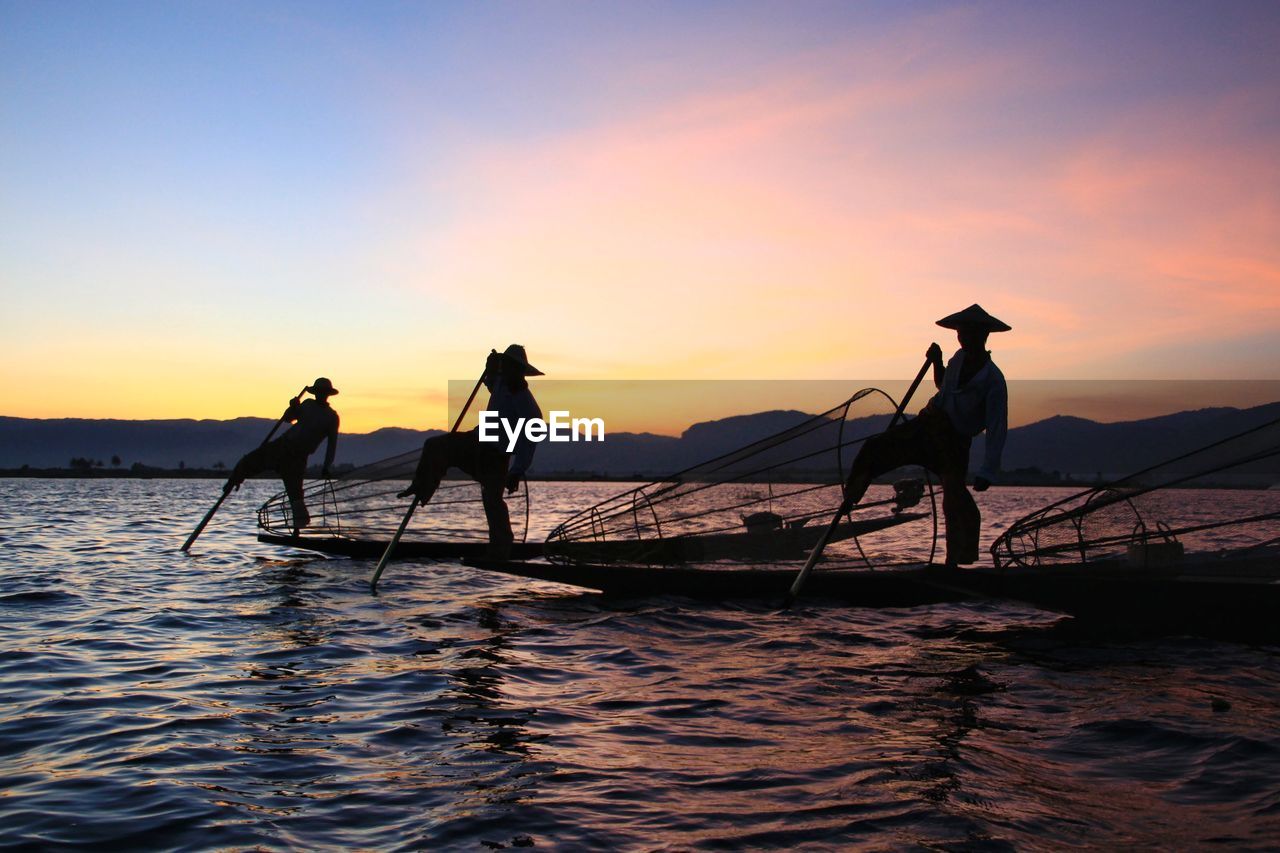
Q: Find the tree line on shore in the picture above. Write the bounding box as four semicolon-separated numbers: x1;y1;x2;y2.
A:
5;458;1101;487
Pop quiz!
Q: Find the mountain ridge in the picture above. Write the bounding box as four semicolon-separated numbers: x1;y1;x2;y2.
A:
2;401;1277;482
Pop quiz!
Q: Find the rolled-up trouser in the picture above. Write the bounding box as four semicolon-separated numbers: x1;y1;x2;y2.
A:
843;408;980;564
229;437;310;526
407;430;512;549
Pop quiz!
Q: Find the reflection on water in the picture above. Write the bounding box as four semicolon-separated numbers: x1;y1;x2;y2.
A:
0;479;1277;849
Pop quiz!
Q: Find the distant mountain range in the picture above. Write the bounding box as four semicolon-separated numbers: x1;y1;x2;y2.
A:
2;401;1278;484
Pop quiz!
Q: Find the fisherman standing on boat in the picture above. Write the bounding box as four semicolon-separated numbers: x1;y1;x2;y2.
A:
226;378;340;530
840;305;1009;566
398;345;543;559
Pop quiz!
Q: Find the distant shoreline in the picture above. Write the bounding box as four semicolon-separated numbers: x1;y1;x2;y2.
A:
0;466;644;483
0;466;1208;489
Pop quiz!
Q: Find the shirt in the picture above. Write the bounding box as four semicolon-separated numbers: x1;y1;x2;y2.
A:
927;349;1007;482
482;378;543;476
282;399;339;468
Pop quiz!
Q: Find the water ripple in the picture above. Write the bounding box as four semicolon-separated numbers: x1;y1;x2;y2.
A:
0;479;1277;849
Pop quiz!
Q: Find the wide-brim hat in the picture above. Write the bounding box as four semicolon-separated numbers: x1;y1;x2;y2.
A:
936;304;1011;332
501;344;544;376
307;377;339;396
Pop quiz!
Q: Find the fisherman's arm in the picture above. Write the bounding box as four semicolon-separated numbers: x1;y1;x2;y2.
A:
973;375;1007;492
928;343;945;388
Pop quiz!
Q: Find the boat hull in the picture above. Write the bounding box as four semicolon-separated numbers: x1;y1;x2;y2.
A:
462;556;1280;642
464;557;960;606
955;558;1280;642
257;532;544;561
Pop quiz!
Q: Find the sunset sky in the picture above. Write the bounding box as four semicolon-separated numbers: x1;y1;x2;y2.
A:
3;1;1278;433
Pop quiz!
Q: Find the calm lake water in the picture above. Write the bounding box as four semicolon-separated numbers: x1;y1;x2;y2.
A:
1;479;1278;850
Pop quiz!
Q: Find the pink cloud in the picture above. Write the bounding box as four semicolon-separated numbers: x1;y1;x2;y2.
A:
385;15;1279;385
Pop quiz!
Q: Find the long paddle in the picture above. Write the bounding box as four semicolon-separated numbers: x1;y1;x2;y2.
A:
181;386;307;552
369;357;492;593
785;352;935;604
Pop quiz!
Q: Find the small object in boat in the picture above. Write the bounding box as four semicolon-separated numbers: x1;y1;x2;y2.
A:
892;478;925;513
741;511;784;533
1126;539;1184;568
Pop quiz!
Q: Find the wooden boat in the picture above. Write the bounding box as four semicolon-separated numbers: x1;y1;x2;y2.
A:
504;405;1280;644
258;531;543;560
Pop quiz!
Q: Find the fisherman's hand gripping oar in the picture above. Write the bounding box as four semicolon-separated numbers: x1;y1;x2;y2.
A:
181;385;307;552
784;349;936;605
370;353;495;594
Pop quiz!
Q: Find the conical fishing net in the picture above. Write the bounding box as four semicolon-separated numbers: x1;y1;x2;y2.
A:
545;388;940;569
256;447;530;547
993;410;1280;570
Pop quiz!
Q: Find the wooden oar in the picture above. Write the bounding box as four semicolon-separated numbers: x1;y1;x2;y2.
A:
785;352;935;604
181;386;307;552
370;358;492;593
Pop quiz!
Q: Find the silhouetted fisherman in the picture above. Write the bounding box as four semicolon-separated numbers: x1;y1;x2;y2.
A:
398;345;543;559
227;378;340;530
840;305;1010;566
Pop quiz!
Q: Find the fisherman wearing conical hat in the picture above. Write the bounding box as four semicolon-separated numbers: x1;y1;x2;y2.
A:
226;377;341;530
840;305;1010;566
399;345;544;559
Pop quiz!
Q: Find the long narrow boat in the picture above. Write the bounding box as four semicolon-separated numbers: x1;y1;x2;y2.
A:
464;406;1280;642
259;532;543;560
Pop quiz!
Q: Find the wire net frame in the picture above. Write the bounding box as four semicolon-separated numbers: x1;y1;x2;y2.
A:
256;446;531;546
992;412;1280;571
544;388;941;570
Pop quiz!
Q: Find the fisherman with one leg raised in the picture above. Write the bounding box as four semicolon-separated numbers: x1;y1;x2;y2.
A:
398;345;543;559
839;305;1009;567
226;378;340;532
